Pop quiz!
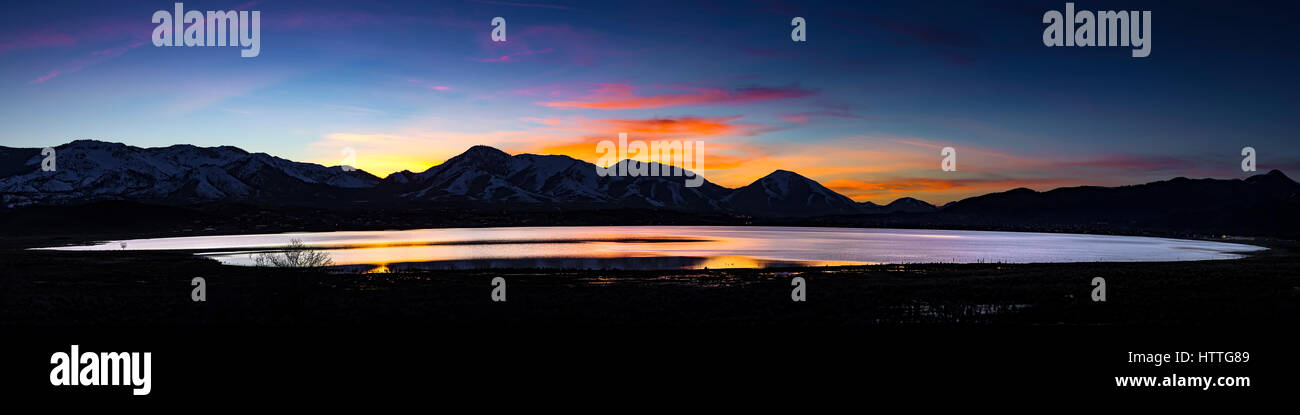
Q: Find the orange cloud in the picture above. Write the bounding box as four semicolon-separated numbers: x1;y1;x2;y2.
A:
825;178;960;197
312;114;771;178
579;116;746;137
537;140;753;171
825;177;1074;203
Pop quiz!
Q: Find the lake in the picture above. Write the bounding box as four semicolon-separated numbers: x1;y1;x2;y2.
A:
42;226;1267;271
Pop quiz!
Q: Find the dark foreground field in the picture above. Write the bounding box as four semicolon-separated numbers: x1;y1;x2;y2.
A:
5;237;1299;400
2;239;1296;327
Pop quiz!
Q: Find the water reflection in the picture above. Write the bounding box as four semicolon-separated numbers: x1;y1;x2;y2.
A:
44;226;1266;270
328;256;843;272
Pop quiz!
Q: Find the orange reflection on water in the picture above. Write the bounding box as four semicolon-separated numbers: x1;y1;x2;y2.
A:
694;255;868;269
211;229;876;269
695;255;764;269
266;232;778;269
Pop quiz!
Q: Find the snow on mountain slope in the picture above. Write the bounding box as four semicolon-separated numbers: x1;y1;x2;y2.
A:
0;140;378;207
2;141;902;217
722;170;863;216
395;146;728;209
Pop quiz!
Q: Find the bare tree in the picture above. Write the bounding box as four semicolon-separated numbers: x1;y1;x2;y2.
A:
253;238;335;268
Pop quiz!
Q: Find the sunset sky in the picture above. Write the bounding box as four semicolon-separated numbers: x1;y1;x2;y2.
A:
2;0;1297;204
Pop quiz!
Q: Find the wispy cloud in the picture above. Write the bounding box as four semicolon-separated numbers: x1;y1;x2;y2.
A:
541;83;816;110
29;39;147;84
1056;154;1197;173
164;73;289;114
322;104;387;115
23;1;263;84
0;31;78;54
474;24;613;66
580;116;757;137
888;137;1025;161
407;78;453;91
780;110;863;123
476;48;554;63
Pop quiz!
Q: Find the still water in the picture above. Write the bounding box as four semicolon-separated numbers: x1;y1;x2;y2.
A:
44;226;1266;271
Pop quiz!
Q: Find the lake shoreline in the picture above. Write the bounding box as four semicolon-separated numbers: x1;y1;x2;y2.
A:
6;200;1291;250
37;225;1269;269
3;238;1296;327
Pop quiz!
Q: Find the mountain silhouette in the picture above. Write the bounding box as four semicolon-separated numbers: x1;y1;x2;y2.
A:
2;141;1296;231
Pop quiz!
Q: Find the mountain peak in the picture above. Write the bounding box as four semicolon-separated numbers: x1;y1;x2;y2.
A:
64;139;126;148
762;169;805;180
882;197;937;213
724;168;860;216
463;145;509;157
1264;169;1292;180
888;197;927;205
427;145;512;175
1245;169;1298;186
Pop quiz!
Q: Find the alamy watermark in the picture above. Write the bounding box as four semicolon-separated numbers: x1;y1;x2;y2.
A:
340;147;357;172
1091;277;1106;302
941;146;957;171
596;133;705;188
491;277;507;302
491;17;507;42
41;147;56;171
192;277;207;302
50;345;152;396
152;2;261;57
791;276;806;302
1043;2;1151;58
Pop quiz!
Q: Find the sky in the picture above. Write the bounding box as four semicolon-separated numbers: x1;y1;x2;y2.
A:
1;0;1297;204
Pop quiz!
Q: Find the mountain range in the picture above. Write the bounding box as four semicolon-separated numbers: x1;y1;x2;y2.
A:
0;140;923;215
2;141;1297;231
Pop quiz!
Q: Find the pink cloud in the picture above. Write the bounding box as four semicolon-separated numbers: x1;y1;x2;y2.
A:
407;78;453;91
781;114;810;124
0;15;153;55
29;39;146;84
476;48;554;63
474;24;614;66
22;1;263;84
0;32;78;53
1056;155;1196;172
780;111;863;123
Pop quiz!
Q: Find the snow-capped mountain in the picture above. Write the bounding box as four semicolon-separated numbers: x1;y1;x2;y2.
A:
0;140;379;207
389;145;731;210
0;140;918;216
721;170;863;217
